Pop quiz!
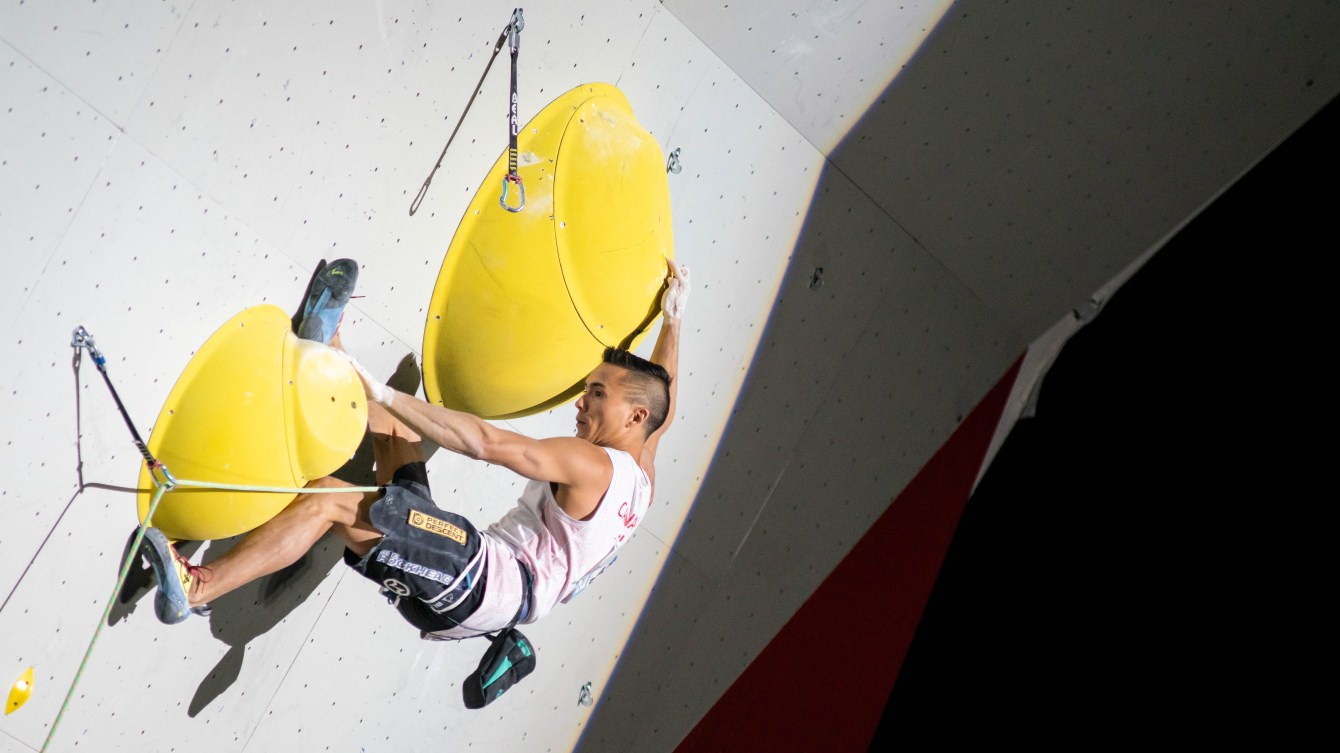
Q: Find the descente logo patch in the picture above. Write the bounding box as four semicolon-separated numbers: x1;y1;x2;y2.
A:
408;510;467;544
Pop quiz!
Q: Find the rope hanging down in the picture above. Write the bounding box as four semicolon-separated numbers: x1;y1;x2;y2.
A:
409;8;525;216
48;328;189;751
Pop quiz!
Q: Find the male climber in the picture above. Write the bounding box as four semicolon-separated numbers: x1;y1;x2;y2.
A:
138;259;689;640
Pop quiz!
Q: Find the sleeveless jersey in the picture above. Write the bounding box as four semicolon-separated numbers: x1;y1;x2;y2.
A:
422;446;650;640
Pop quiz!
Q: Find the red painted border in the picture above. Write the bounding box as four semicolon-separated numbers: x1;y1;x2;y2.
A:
673;356;1024;752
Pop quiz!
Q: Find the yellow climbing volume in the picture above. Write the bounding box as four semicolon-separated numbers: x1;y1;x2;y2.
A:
423;82;674;419
135;305;368;541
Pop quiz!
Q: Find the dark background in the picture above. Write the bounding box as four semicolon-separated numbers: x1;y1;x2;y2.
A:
873;92;1335;744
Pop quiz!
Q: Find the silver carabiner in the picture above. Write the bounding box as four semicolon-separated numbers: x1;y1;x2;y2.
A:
509;8;525;40
500;175;525;213
71;325;106;366
71;325;93;350
666;147;682;174
148;462;179;491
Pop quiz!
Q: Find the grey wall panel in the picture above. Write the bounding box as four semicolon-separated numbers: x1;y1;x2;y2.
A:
571;543;719;753
610;8;843;554
666;0;1340;342
822;2;1340;338
242;570;465;752
0;43;118;340
663;172;911;577
0;0;188;124
0;487;130;751
661;0;952;153
583;168;1020;751
0;730;29;753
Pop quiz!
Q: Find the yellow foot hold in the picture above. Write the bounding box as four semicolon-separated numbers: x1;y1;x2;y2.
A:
6;666;33;715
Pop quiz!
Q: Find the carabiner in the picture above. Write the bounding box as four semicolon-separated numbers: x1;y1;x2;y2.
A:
146;461;179;491
509;8;525;42
666;147;682;174
71;325;107;367
500;174;525;212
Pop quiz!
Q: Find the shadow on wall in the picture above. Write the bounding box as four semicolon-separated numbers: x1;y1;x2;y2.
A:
106;493;353;716
583;64;968;753
581;1;1334;750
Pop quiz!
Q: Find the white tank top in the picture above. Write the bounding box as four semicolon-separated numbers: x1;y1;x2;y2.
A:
421;446;650;640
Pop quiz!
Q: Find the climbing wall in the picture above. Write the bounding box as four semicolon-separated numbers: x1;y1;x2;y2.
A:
2;1;1337;752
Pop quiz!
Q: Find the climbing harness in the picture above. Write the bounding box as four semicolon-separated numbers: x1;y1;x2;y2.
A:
44;326;382;752
409;8;526;216
499;7;525;213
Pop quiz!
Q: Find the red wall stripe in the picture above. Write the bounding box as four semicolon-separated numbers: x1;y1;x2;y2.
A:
673;356;1024;753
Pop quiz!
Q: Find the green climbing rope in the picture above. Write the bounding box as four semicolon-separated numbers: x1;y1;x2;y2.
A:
41;474;382;751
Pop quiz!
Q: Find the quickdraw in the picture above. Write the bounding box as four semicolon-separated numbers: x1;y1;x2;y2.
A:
71;325;160;471
410;9;526;216
499;8;526;213
70;324;386;498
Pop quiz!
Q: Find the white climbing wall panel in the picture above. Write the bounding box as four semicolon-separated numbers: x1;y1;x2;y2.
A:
2;1;1337;752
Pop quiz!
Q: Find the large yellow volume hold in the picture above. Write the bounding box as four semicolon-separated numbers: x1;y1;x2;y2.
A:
423;82;673;419
135;305;368;541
